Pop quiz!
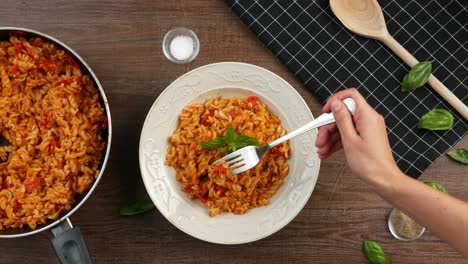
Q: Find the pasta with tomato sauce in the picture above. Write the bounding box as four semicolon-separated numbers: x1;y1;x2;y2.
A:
0;36;106;230
165;96;290;216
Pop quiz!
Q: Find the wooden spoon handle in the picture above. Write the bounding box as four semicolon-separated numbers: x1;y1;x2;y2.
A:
381;35;468;120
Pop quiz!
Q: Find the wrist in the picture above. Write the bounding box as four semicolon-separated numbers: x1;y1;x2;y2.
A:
366;165;406;194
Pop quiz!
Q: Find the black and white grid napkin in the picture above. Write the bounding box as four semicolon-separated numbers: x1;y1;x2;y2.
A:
225;0;468;178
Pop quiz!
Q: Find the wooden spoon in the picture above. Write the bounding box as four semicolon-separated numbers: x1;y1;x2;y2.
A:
330;0;468;120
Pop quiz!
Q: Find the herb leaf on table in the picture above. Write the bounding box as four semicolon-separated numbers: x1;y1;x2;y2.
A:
424;181;448;194
119;201;155;216
418;109;454;130
447;148;468;165
364;240;389;264
401;61;432;92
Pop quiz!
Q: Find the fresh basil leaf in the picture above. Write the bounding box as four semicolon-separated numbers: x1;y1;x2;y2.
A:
447;148;468;165
119;201;155;216
225;127;238;143
418;108;454;130
237;135;261;149
199;128;260;153
364;240;389;264
199;137;226;150
401;61;432;92
424;181;448;194
220;142;237;153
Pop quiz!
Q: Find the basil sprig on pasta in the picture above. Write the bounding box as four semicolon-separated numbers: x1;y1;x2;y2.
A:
199;127;261;153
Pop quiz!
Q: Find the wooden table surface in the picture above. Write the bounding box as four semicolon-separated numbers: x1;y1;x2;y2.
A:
1;0;467;263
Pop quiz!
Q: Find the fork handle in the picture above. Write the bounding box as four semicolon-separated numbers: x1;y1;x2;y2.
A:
267;98;356;149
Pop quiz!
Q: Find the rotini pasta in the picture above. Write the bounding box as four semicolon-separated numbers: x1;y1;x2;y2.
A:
165;96;290;216
0;36;106;230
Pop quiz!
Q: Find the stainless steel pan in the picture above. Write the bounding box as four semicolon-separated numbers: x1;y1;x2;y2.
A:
0;27;112;264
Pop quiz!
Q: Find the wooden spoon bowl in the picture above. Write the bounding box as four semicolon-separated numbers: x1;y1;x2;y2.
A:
330;0;388;39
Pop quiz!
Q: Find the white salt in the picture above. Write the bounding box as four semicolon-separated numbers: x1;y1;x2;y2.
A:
169;35;194;61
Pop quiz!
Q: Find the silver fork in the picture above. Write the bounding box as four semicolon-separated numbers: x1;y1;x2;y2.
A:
214;98;356;174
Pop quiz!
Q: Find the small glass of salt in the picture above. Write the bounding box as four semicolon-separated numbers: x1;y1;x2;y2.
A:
162;27;199;64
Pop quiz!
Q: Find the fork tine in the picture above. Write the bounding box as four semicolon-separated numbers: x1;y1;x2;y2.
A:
213;150;242;164
231;164;251;174
226;156;244;167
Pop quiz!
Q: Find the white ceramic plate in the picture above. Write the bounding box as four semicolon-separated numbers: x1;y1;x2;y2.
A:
139;62;320;244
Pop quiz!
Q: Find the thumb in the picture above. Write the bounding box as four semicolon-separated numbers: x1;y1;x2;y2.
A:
331;100;358;142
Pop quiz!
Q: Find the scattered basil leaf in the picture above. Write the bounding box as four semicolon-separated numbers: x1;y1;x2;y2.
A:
424;181;448;194
418;108;454;130
119;201;155;216
262;162;269;172
198;137;226;150
364;240;388;264
199;127;260;153
401;61;432;92
447;148;468;165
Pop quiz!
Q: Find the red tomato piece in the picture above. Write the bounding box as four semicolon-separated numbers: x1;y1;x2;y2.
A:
51;138;60;148
2;179;9;190
55;204;64;211
39;111;55;130
26;46;36;58
200;114;209;126
182;184;193;193
25;176;42;193
213;164;227;175
49;138;60;155
199;196;209;204
13;200;21;213
214;184;225;196
63;53;80;69
246;96;259;107
55;78;72;87
58;161;65;169
39;60;60;71
229;109;237;118
197;187;208;197
10;64;19;74
101;117;108;129
14;42;23;54
196;187;209;203
40;117;49;128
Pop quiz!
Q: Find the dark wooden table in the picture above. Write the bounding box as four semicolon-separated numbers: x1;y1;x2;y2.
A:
1;1;467;263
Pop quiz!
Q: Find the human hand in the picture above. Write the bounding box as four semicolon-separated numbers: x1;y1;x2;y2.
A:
315;88;401;186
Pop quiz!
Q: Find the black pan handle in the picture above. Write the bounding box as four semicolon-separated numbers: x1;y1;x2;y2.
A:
50;218;92;264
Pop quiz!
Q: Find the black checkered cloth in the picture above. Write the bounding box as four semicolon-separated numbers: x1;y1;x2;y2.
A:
225;0;468;178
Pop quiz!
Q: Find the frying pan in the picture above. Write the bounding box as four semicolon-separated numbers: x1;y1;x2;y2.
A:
0;27;112;264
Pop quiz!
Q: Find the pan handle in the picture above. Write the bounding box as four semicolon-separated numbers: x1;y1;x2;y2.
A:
50;218;92;264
